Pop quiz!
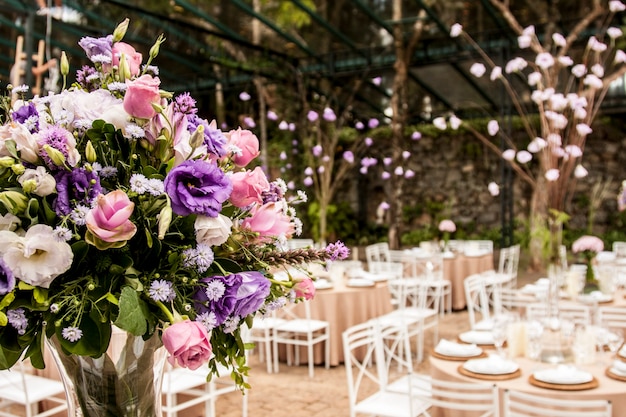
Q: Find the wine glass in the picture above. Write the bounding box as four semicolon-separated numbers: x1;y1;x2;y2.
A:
491;315;509;358
607;327;625;356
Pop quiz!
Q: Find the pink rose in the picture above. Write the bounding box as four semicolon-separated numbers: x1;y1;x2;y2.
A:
123;75;161;119
240;202;295;241
226;128;260;167
112;42;143;76
229;167;270;208
162;320;212;370
85;190;137;249
294;278;316;300
194;214;232;246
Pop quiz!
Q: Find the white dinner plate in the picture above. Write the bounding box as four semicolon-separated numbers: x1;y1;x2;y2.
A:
458;330;494;345
463;357;519;375
533;366;593;385
346;278;375;287
577;292;613;304
314;279;333;290
434;340;482;357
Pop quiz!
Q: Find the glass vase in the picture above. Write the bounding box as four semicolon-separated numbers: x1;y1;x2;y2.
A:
47;327;166;417
539;216;574;364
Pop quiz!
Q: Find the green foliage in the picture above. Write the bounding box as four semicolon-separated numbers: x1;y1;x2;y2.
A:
307;201;360;243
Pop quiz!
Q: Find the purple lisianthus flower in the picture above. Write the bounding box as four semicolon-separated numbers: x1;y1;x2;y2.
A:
78;35;113;61
0;258;15;295
12;102;39;133
164;159;232;217
188;116;227;157
231;271;270;318
54;168;102;216
76;65;100;91
194;274;241;326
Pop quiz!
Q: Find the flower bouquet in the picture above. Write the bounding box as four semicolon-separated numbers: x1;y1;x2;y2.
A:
438;219;456;252
572;235;604;293
0;19;347;416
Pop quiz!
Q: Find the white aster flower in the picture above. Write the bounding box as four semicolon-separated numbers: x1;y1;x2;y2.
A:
574;164;588;178
470;63;486;77
0;224;73;288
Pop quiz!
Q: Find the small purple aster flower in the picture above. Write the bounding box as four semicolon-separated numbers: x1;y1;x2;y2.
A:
368;118;379;129
37;126;77;170
164;159;232;217
307;110;319;122
194;275;242;326
12;102;39;132
0;258;15;295
174;92;197;115
325;241;350;261
76;65;100;90
7;308;27;334
54;168;102;216
261;181;285;204
149;279;175;302
223;316;239;333
62;326;83;342
196;311;218;331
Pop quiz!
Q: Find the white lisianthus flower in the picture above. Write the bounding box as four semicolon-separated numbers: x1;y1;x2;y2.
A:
0;123;40;165
574;164;589;178
527;71;542;86
487;120;499;136
552;33;566;47
0;224;73;288
615;50;626;64
433;117;447;130
571;64;587;78
450;23;463;38
18;166;56;197
490;66;502;81
470;63;486;77
194;214;233;246
488;182;500;196
449;115;462;130
545;169;560;181
502;149;516;161
516;151;533;164
0;213;20;231
535;52;555;69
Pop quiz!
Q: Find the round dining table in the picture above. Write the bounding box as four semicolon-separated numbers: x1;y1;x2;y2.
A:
429;349;626;417
287;279;393;367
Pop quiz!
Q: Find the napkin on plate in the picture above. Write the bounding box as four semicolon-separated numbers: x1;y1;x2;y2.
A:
346;278;375;287
611;360;626;376
459;330;495;345
435;339;482;357
463;355;518;375
533;365;593;385
313;279;333;290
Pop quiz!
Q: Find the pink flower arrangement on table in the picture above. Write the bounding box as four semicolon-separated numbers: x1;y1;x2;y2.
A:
572;235;604;287
0;19;348;385
438;219;456;251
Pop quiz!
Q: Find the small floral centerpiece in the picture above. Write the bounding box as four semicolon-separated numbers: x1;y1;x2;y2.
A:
0;19;348;416
572;235;604;293
438;219;456;252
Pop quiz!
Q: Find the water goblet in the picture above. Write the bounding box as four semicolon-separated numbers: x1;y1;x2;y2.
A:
491;316;509;358
607;327;624;356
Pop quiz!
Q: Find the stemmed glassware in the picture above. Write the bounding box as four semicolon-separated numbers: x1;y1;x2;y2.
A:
607;327;625;357
491;315;510;358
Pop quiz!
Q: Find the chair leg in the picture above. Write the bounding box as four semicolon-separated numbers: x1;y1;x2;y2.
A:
325;335;330;370
307;343;315;378
264;337;273;373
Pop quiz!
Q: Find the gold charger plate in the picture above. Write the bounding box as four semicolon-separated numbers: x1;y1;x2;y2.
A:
430;348;487;361
528;375;599;391
605;368;626;382
458;365;521;381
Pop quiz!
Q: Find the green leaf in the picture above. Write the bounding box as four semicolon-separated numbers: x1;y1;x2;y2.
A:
5;140;18;159
0;311;6;326
114;286;148;336
0;292;15;310
33;287;47;304
26;198;39;221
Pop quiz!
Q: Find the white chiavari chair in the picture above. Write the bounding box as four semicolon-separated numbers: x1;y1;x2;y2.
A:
503;388;611;417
